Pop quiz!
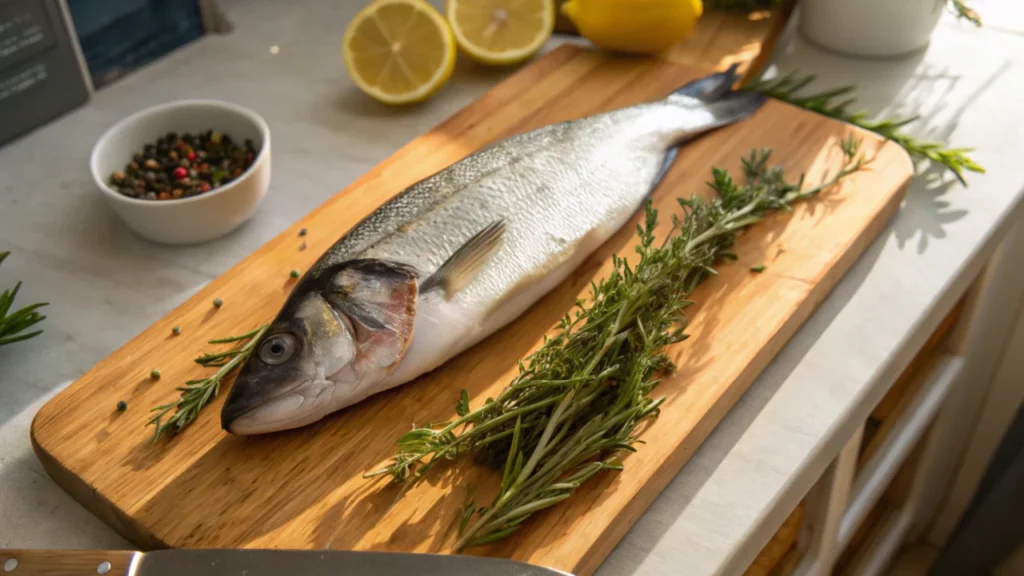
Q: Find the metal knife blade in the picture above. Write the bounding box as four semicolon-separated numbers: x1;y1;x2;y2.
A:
1;549;574;576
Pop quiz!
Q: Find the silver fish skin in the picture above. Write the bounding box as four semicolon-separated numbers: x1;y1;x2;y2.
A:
221;70;765;435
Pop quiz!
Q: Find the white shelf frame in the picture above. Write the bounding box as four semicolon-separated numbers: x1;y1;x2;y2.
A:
837;356;964;552
747;221;1024;576
784;356;963;576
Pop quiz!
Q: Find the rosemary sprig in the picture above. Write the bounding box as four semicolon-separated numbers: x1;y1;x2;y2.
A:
148;324;268;441
0;251;48;348
367;138;869;549
745;73;984;185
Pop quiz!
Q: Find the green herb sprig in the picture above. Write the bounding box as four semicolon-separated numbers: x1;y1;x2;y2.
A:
744;73;984;185
951;0;982;26
148;324;267;441
0;251;48;347
366;138;869;549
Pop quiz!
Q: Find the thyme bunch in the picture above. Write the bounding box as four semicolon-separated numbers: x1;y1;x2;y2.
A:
148;324;268;441
367;139;869;549
744;73;984;184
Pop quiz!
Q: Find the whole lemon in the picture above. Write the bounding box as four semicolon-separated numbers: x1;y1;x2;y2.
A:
562;0;704;55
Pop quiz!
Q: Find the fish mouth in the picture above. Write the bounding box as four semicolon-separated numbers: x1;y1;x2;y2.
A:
222;379;329;435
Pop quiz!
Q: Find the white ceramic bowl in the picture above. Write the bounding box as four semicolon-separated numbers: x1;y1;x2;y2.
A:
90;99;271;245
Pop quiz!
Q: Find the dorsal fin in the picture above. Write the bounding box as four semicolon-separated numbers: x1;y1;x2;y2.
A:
421;219;506;299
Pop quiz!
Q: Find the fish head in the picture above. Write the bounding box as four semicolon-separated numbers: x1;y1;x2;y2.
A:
221;259;418;435
220;292;356;435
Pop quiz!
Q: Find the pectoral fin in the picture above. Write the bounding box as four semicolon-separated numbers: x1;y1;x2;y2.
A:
420;219;506;300
325;259;418;371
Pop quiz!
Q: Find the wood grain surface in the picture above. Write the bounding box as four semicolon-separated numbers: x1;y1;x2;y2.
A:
0;550;137;576
31;45;912;576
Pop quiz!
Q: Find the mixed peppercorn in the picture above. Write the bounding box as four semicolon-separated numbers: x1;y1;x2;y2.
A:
109;131;258;201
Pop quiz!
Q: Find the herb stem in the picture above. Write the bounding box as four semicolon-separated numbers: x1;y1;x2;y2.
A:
456;388;576;550
745;74;983;184
208;325;266;344
147;324;268;441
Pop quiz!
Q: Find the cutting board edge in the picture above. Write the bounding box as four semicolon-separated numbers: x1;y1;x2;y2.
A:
30;138;912;564
569;146;913;576
30;425;169;550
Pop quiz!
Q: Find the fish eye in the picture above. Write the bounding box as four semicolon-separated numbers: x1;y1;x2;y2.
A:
259;334;297;365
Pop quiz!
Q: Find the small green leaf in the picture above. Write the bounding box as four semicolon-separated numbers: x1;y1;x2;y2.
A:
458;500;476;535
501;415;522;494
456;389;470;417
398;429;437;443
0;330;43;346
0;281;21;320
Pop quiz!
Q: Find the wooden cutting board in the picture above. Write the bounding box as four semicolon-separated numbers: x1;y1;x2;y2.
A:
32;45;912;576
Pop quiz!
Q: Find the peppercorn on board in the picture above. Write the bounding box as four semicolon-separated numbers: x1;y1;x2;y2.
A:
32;45;912;576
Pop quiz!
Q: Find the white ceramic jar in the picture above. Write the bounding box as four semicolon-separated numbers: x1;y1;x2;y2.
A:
798;0;946;58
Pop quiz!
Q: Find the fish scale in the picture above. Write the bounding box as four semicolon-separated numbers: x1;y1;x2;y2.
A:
221;68;766;435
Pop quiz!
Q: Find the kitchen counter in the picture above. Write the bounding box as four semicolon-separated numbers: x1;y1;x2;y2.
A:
2;1;1023;574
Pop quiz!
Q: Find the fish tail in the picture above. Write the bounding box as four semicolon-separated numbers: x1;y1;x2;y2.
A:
687;90;767;128
652;65;766;189
670;63;744;102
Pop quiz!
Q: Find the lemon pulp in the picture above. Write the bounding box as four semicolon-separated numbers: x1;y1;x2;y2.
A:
447;0;555;66
344;0;457;105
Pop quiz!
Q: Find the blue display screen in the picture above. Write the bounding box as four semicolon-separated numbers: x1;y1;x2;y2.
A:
67;0;205;89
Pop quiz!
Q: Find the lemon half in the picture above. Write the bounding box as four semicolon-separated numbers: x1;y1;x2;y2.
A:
343;0;457;105
447;0;556;66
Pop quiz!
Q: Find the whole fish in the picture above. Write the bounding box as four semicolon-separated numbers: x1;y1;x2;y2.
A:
221;67;764;435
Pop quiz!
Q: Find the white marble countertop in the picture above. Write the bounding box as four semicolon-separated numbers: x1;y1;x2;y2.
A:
2;1;1023;574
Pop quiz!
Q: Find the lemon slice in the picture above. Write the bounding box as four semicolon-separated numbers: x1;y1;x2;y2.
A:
343;0;456;105
446;0;555;66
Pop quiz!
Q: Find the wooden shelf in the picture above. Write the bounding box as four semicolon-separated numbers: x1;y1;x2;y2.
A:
834;435;931;576
839;355;964;552
779;295;968;576
857;298;966;469
838;507;914;576
749;351;962;576
744;502;807;576
834;501;893;575
739;197;1024;576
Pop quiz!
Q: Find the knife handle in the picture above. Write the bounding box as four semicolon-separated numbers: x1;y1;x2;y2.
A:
0;550;138;576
